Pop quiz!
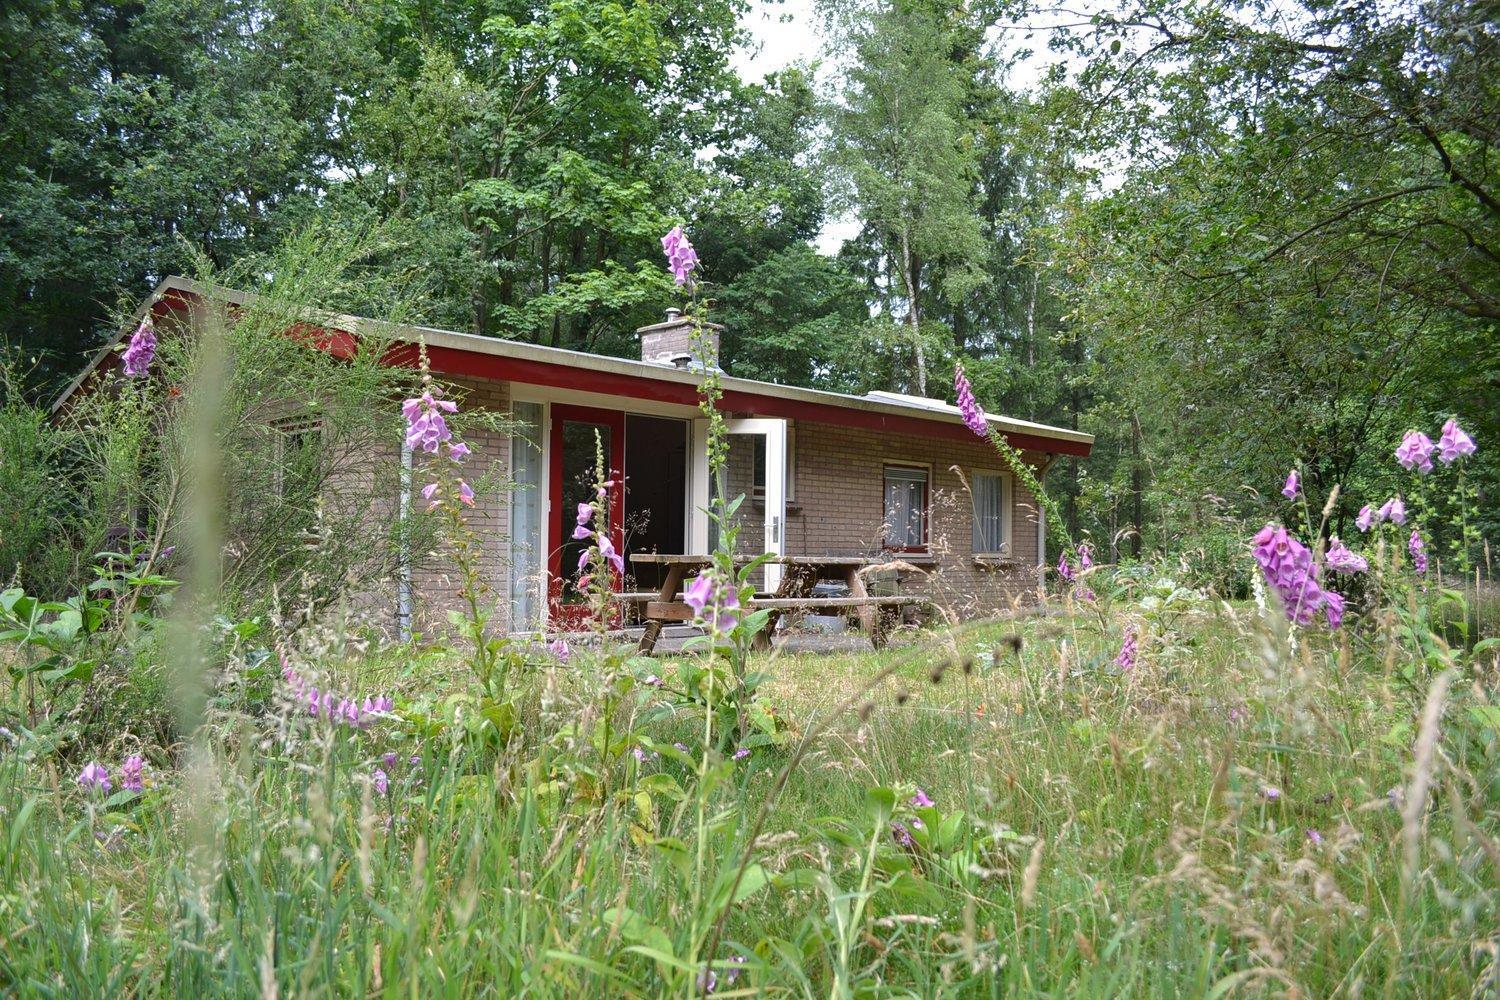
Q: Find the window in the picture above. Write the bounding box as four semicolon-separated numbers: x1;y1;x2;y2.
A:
509;401;544;631
750;426;796;502
883;464;929;551
273;417;324;501
971;470;1011;555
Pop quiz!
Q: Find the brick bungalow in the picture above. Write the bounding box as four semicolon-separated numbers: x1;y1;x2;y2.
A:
54;277;1093;637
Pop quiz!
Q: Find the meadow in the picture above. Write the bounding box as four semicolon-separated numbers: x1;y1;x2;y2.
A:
3;578;1496;996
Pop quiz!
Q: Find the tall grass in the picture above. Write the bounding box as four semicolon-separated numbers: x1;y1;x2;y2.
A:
3;596;1496;995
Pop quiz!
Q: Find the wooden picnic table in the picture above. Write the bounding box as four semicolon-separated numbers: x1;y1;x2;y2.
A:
627;553;926;654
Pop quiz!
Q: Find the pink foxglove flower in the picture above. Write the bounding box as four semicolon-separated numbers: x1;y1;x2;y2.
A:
1251;523;1337;628
447;441;470;460
373;768;389;795
547;638;570;662
1378;496;1406;525
1114;629;1137;670
684;570;740;632
120;754;145;793
1282;469;1299;499
660;226;699;286
402;391;457;453
1056;552;1074;582
1322;590;1345;628
1324;538;1368;574
77;761;111;794
1437;418;1475;464
1408;530;1427;574
1395;430;1435;474
953;364;988;437
121;320;156;377
1355;505;1375;532
457;481;475;507
1077;543;1093;571
911;788;935;808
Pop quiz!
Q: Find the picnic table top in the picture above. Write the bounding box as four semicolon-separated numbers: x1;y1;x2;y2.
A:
629;553;884;567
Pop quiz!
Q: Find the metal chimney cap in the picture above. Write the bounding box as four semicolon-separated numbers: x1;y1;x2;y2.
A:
664;307;682;322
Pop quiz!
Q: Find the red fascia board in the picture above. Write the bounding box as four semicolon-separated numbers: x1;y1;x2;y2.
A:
413;343;1092;457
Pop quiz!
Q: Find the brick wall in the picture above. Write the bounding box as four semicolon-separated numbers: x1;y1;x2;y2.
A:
361;376;1050;632
406;375;515;635
784;421;1046;617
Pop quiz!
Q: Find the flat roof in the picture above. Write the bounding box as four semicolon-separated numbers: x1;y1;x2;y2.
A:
53;276;1094;453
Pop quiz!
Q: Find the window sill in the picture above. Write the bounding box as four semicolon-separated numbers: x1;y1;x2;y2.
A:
881;550;938;564
972;554;1019;568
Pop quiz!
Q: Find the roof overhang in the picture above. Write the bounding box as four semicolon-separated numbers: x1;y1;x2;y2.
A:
53;276;1095;457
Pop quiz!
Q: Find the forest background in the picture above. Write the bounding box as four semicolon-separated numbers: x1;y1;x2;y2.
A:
3;0;1495;580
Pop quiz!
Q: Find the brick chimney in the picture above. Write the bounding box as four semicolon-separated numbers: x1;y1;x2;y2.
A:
636;308;722;369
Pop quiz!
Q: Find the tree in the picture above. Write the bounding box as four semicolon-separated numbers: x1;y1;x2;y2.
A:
823;0;989;395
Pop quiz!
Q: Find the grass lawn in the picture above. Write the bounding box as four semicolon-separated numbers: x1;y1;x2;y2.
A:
1;597;1496;996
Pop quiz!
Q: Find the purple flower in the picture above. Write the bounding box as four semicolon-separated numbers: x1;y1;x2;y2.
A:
673;742;690;752
373;768;389;795
447;441;470;460
911;788;935;808
402;391;457;454
597;535;625;576
1114;629;1137;670
953;364;988;437
1251;523;1338;628
121;320;156;377
576;502;592;526
643;674;662;687
1282;469;1300;499
1438;418;1475;464
1395;430;1435;474
1379;496;1406;525
732;747;751;761
1077;543;1093;571
547;638;570;662
1322;589;1345;628
684;571;740;632
1260;785;1281;802
77;762;111;794
632;746;658;763
382;752;399;769
1355;505;1375;532
1306;828;1323;845
891;820;914;846
457;481;475;507
120;754;145;793
1324;538;1368;574
696;968;718;994
725;955;746;986
660;226;699;286
1056;552;1074;583
1409;529;1427;574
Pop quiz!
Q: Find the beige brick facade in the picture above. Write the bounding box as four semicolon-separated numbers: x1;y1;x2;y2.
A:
367;374;1049;636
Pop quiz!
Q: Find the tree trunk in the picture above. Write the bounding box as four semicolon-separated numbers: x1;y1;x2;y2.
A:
898;225;925;395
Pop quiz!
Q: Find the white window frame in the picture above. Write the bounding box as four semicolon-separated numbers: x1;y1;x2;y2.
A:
271;415;326;499
882;461;932;553
508;398;547;634
750;423;796;504
969;467;1014;558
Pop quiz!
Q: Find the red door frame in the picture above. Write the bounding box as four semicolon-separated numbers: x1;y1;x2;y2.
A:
548;404;626;628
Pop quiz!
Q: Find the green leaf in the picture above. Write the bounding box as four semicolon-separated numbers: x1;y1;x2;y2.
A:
864;786;897;823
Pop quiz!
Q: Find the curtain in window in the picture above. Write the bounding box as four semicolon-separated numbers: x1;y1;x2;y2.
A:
972;472;1005;553
884;466;927;548
510;402;544;631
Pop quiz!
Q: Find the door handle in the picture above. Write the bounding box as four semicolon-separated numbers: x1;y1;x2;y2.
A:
771;515;780;544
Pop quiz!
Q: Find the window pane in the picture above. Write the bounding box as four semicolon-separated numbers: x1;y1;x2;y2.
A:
883;466;927;548
972;472;1004;553
510;402;543;630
